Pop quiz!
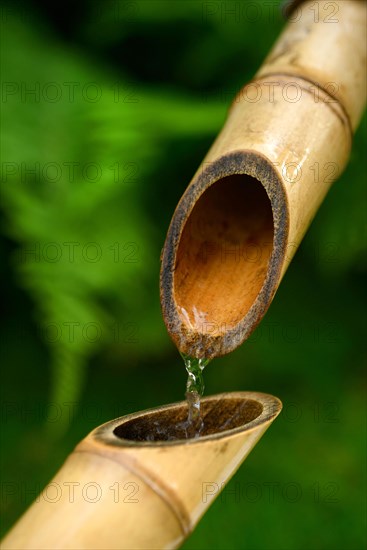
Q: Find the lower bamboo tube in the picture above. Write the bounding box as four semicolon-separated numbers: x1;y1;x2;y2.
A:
1;392;281;550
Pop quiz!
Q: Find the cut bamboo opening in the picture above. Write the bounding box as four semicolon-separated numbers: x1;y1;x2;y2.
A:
1;392;281;550
160;0;367;359
175;175;274;333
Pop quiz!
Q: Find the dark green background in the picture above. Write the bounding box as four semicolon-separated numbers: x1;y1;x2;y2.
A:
1;1;366;548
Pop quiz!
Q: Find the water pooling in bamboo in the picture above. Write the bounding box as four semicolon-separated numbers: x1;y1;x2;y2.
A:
145;354;210;441
181;353;210;438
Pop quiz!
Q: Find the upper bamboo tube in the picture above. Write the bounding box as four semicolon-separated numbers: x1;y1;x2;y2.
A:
160;0;367;359
1;392;281;550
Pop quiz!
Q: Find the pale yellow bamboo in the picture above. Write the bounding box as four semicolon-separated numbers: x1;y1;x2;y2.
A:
160;0;367;359
1;392;281;550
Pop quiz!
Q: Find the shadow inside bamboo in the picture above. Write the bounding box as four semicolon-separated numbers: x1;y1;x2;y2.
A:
111;394;271;443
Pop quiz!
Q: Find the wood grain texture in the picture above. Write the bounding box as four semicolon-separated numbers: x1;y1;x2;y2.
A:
1;392;282;550
160;0;366;358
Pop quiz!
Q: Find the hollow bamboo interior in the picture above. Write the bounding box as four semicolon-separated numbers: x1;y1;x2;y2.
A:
1;392;281;550
160;0;367;358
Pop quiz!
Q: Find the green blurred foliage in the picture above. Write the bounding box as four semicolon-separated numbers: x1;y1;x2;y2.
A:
1;1;366;549
1;7;225;421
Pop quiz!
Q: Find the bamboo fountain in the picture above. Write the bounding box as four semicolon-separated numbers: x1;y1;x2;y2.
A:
160;0;366;358
1;393;281;549
2;1;366;549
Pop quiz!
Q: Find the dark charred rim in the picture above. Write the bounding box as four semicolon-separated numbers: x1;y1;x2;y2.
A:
281;0;308;19
159;150;289;359
91;392;282;448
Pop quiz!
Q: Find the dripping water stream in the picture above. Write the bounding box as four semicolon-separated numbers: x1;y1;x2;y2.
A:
181;353;210;438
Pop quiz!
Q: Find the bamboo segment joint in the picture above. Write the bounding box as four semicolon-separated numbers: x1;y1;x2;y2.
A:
234;73;353;143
